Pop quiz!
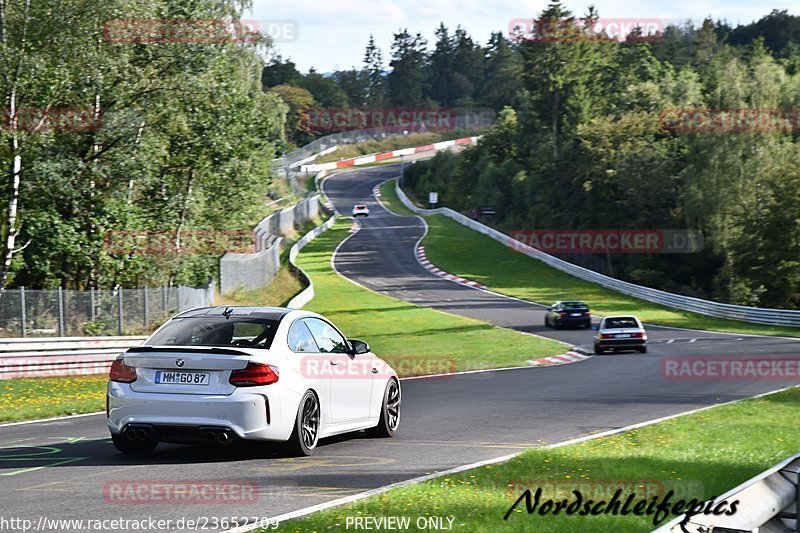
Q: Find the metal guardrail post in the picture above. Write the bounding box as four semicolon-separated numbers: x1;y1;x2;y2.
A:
90;287;96;322
117;289;123;335
143;286;149;329
57;287;65;336
19;286;25;337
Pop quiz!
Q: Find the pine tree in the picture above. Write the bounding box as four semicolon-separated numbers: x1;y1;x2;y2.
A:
388;29;428;107
364;35;386;107
428;23;454;106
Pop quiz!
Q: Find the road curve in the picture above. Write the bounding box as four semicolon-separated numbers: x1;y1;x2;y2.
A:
0;164;797;532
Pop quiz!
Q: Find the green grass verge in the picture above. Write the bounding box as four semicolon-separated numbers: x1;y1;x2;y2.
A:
221;216;324;308
380;179;800;338
0;375;107;422
291;219;566;375
219;268;305;308
0;214;566;424
273;386;800;532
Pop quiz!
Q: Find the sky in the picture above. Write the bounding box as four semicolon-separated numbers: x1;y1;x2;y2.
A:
249;1;796;73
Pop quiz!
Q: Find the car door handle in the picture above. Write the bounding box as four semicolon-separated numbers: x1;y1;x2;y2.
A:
371;368;378;374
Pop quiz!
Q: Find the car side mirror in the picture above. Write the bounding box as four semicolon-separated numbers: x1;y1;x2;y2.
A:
349;339;370;355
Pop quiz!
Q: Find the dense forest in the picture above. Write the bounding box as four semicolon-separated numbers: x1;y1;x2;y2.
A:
400;4;800;308
0;0;286;291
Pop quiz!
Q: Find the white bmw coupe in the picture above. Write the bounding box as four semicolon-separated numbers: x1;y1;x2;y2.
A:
107;306;400;456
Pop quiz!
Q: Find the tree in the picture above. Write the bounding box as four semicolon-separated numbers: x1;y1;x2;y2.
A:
451;27;484;106
388;29;428;107
480;32;523;110
262;56;303;89
298;69;349;108
428;23;455;106
333;69;369;107
363;35;386;106
269;84;315;146
728;9;800;56
2;0;287;290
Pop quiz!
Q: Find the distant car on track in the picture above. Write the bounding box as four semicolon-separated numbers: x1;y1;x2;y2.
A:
107;306;400;456
593;315;647;354
352;204;370;217
544;301;592;329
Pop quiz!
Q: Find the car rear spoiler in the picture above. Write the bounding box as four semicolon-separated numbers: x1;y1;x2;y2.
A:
126;346;251;356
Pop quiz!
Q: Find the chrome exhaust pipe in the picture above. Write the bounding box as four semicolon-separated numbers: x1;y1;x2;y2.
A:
124;427;151;441
216;432;232;444
204;431;217;443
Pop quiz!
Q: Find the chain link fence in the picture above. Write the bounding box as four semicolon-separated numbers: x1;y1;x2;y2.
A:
0;284;214;337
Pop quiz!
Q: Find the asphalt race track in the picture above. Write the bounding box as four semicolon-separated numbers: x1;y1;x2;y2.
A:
1;164;798;532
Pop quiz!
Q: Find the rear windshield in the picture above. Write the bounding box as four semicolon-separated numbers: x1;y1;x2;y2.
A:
604;317;639;329
562;302;588;309
146;317;281;349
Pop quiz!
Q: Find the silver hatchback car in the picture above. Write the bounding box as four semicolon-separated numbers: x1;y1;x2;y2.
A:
593;315;647;354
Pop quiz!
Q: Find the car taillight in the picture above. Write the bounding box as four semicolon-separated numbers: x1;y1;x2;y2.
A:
631;332;645;338
600;333;614;339
560;313;568;317
109;359;137;383
583;312;591;316
230;363;279;387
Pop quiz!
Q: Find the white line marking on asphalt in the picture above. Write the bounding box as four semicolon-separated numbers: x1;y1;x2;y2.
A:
0;361;594;430
334;173;800;346
226;384;800;532
374;180;800;345
0;412;105;429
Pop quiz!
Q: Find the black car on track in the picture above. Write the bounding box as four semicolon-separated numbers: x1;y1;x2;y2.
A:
544;301;592;329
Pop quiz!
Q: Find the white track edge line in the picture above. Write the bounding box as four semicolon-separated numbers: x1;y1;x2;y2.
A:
227;384;800;532
378;179;800;342
0;358;590;429
0;411;105;428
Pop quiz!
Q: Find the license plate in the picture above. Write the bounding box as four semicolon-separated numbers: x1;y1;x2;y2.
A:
570;313;582;316
615;333;631;338
155;371;209;385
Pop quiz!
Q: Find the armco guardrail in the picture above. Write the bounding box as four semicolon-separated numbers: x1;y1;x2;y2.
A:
286;206;339;310
395;181;800;327
300;136;480;173
0;336;146;379
654;452;799;532
219;194;324;294
273;108;495;171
